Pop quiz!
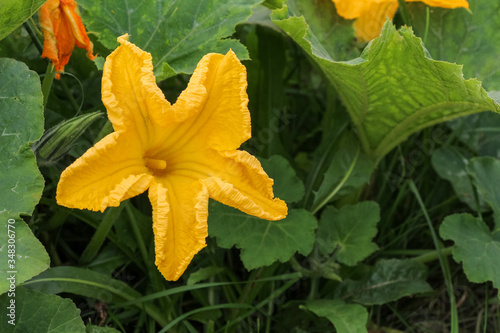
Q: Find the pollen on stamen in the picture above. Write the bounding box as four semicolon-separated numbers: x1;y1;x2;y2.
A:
145;157;167;170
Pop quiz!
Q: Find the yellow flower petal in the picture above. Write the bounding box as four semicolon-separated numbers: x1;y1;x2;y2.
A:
168;50;251;151
353;1;399;42
203;150;287;220
332;0;389;19
148;178;209;281
102;35;174;139
165;149;287;220
56;132;152;212
407;0;469;8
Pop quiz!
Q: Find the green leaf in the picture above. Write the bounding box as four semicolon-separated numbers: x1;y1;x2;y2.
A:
0;287;85;332
0;58;48;294
187;266;225;286
24;267;167;326
440;213;500;290
260;155;305;203
271;12;499;162
301;300;368;333
317;202;379;266
409;0;500;90
0;0;46;41
467;157;500;230
312;132;374;212
0;220;50;295
431;147;485;211
209;203;318;270
447;112;500;157
77;0;259;79
23;266;141;303
337;259;433;305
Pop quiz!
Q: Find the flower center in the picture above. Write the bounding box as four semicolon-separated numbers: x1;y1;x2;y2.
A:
145;157;167;170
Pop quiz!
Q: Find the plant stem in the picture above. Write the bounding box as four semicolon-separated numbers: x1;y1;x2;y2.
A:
311;146;359;214
412;246;453;264
41;63;55;107
408;180;458;333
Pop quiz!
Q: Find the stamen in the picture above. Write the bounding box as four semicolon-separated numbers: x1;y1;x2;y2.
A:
145;157;167;170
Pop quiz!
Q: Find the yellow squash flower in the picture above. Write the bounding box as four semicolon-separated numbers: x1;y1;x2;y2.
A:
56;35;288;281
40;0;96;79
332;0;469;42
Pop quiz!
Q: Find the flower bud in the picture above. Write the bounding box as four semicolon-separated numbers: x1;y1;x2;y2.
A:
33;111;103;166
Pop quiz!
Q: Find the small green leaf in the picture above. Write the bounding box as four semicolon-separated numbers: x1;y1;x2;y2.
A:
78;0;259;79
467;157;500;230
0;58;49;294
440;213;500;290
187;266;225;286
209;203;318;270
0;287;85;332
0;0;46;41
260;155;305;203
272;13;499;162
312;132;374;212
301;300;368;333
317;201;379;266
337;259;433;305
431;147;484;211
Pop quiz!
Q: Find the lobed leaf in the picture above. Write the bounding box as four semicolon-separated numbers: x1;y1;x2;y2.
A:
440;213;500;290
0;58;48;294
317;201;380;266
272;11;499;162
77;0;260;79
0;287;85;332
336;259;433;305
301;299;368;333
209;204;317;270
0;0;46;41
409;0;500;91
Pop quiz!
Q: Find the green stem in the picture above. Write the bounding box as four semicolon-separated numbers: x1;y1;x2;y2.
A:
311;146;360;214
23;21;43;54
408;180;458;333
41;63;55;107
423;7;430;44
411;246;453;264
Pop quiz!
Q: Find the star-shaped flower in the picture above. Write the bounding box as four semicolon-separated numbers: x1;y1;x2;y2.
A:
40;0;96;79
332;0;469;42
56;35;288;281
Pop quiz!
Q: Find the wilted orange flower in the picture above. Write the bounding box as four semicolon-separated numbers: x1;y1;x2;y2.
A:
56;35;288;281
40;0;96;79
332;0;469;42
